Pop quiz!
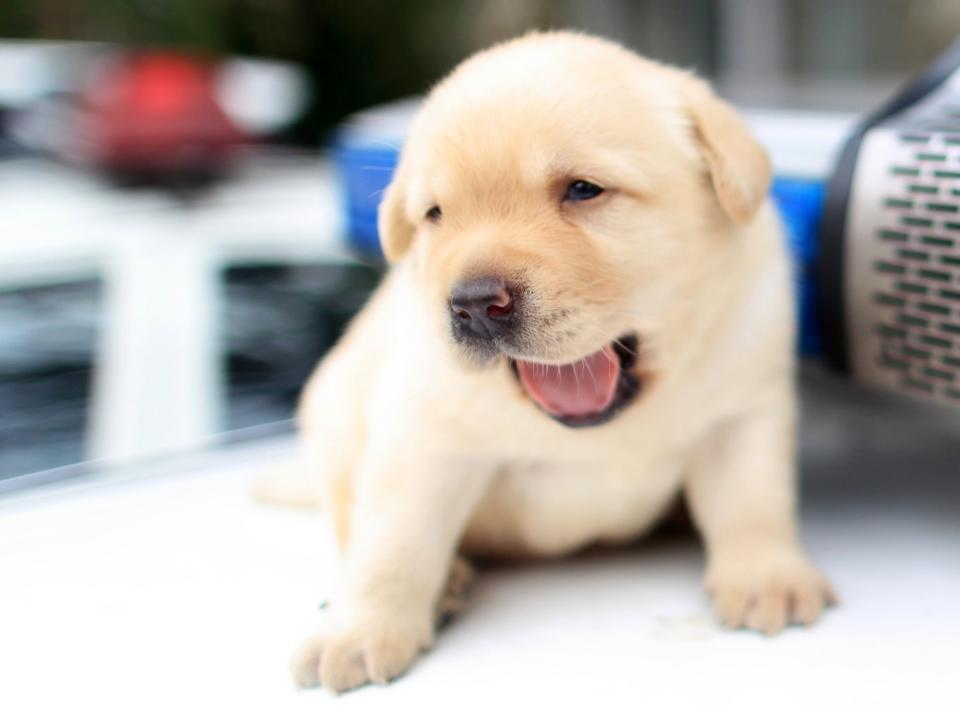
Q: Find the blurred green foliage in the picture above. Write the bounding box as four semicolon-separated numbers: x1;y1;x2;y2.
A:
0;0;537;144
9;0;952;142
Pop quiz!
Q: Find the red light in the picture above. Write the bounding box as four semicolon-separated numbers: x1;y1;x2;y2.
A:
78;51;245;175
128;55;206;114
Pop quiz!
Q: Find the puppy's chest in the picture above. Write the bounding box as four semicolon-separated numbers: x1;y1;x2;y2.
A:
469;443;686;555
462;381;718;555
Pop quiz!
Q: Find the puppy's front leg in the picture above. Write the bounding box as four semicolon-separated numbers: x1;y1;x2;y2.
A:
292;436;494;693
685;384;836;634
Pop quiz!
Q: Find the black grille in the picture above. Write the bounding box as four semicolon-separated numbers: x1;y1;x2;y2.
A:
873;131;960;402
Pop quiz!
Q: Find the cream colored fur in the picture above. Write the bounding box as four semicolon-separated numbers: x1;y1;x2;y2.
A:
268;32;835;692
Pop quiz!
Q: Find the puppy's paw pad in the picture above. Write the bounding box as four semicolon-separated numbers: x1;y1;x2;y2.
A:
708;555;836;635
291;623;427;693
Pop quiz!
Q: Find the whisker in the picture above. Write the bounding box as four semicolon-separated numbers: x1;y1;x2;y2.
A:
583;356;599;391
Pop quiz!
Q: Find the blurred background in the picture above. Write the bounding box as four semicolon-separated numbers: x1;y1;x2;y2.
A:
2;0;960;487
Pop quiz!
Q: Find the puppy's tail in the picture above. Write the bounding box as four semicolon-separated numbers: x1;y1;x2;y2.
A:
252;454;324;510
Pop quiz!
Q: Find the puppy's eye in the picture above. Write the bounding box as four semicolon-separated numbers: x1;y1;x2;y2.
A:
564;180;604;202
425;205;442;223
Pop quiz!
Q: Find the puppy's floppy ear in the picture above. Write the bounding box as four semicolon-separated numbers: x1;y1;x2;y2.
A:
680;77;772;224
377;170;415;262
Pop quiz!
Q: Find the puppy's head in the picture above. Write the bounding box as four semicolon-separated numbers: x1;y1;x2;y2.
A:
378;32;771;427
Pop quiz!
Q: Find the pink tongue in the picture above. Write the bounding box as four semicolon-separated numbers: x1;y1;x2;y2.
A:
516;345;620;418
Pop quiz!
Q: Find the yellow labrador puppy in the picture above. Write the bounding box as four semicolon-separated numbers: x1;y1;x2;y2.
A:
284;31;835;691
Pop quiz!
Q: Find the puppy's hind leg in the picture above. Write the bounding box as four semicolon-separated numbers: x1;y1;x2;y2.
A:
435;554;476;625
256;352;367;548
252;453;324;510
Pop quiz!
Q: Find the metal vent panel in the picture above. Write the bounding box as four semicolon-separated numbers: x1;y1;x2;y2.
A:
847;126;960;403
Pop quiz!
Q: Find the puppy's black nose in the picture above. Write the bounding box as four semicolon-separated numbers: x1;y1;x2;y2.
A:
449;278;515;339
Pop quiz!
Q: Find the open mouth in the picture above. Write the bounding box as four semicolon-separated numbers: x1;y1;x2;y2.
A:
510;334;640;428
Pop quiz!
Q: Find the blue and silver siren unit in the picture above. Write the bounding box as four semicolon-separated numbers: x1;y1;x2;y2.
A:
821;36;960;405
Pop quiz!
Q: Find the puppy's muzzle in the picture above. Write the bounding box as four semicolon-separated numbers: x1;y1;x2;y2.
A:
449;277;515;340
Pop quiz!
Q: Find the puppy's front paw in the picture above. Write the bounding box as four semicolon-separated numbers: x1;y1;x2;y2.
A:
291;616;431;693
707;547;837;635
